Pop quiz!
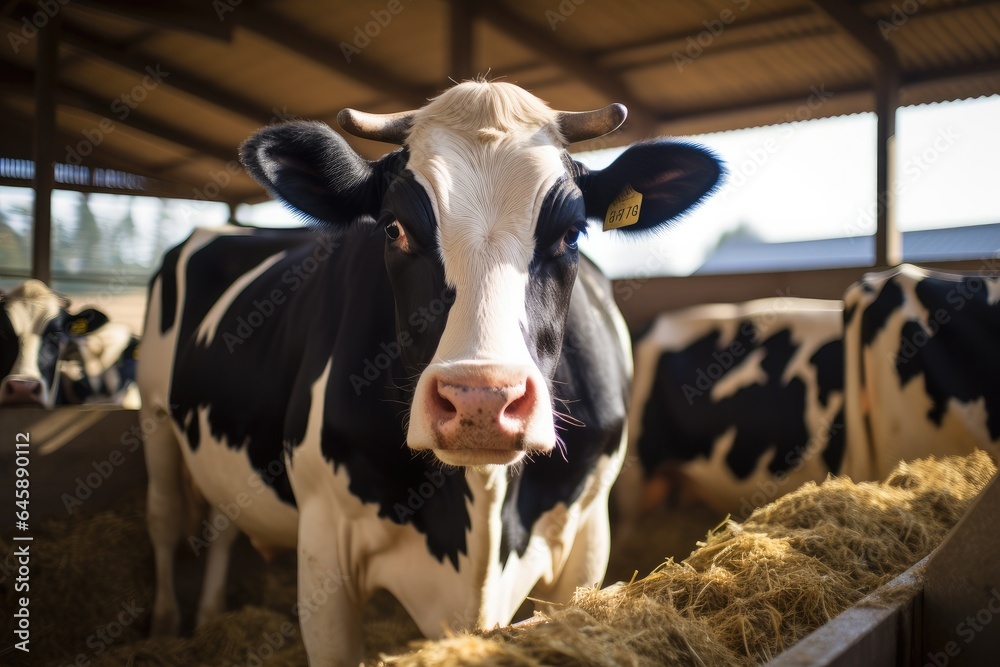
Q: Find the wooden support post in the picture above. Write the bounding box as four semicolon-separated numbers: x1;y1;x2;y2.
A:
450;0;476;82
875;65;901;267
32;13;59;285
809;0;902;268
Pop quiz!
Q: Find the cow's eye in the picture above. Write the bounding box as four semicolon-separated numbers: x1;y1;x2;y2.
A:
386;220;411;252
563;226;581;250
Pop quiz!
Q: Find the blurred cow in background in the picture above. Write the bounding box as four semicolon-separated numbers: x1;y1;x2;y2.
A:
0;279;140;408
618;264;1000;527
841;264;1000;481
618;297;844;521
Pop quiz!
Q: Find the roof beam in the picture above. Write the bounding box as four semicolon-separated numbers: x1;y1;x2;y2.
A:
810;0;899;69
1;61;239;167
57;20;280;126
591;6;819;62
70;0;235;41
236;6;431;109
476;2;656;136
656;59;1000;127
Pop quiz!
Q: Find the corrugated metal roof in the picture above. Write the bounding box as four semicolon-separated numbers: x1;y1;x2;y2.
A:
696;222;1000;273
0;0;998;203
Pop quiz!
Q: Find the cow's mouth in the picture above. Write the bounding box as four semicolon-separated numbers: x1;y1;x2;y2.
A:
432;448;527;467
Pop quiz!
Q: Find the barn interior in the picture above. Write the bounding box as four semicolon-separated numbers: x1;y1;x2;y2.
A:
2;0;1000;665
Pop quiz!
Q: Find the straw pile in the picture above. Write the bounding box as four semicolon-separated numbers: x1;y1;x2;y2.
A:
1;451;993;667
383;450;996;666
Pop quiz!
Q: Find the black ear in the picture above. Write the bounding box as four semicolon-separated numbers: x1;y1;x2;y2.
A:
240;121;395;226
68;308;109;335
575;141;722;233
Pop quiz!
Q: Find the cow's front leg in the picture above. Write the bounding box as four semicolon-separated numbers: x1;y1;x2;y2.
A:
532;503;611;606
297;503;361;666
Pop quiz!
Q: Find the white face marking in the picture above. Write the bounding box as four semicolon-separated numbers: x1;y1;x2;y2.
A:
401;83;573;460
1;280;67;405
410;134;567;365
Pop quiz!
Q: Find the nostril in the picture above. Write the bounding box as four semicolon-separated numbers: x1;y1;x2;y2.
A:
433;381;458;417
501;379;534;420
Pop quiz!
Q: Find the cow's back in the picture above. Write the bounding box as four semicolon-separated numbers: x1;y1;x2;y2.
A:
139;225;330;544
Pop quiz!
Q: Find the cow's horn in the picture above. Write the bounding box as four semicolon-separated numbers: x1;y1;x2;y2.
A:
337;109;415;144
557;104;628;143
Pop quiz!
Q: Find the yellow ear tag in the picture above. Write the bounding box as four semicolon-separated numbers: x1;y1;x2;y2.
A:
70;318;89;335
603;185;643;231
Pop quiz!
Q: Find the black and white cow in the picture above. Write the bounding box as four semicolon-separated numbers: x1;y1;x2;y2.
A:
57;315;141;408
139;81;721;665
620;264;1000;524
0;279;71;407
619;297;845;519
842;263;1000;480
0;280;141;408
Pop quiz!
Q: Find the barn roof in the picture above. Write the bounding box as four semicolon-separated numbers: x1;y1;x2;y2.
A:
1;0;999;205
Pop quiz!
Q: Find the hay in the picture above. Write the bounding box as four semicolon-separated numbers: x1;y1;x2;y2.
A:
385;451;996;666
2;452;992;666
0;490;420;667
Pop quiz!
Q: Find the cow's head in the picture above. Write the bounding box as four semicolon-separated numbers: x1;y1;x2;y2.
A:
0;280;71;407
242;81;721;467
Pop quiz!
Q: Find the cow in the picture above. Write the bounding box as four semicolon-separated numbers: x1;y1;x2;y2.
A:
619;263;1000;527
841;263;1000;481
56;317;141;408
0;279;71;407
0;280;141;408
138;80;722;665
618;297;845;521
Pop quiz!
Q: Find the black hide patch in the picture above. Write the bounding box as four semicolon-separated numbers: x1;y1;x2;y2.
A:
895;275;1000;439
500;257;629;561
162;226;474;568
0;307;17;378
638;326;843;479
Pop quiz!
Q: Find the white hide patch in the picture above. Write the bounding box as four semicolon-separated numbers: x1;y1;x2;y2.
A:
409;139;566;365
183;407;298;550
